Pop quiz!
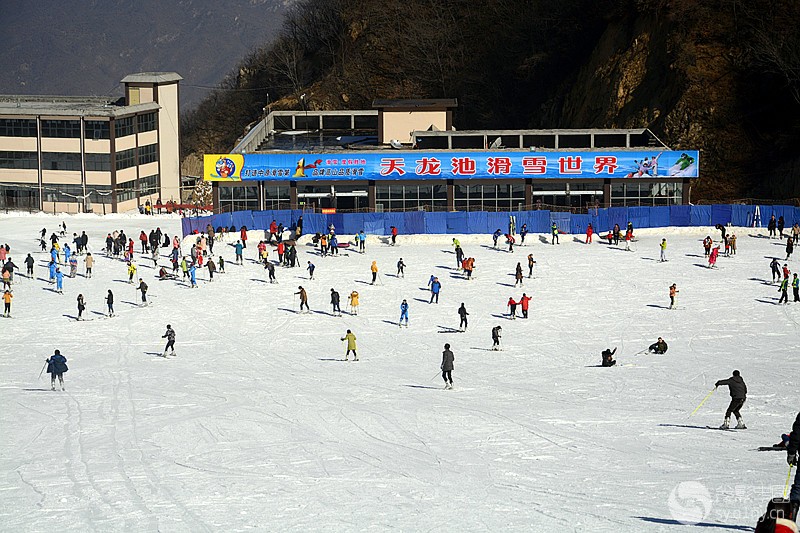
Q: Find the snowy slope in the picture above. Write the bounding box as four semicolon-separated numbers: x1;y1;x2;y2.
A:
1;213;798;532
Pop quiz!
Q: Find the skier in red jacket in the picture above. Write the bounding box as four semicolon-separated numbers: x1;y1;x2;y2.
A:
519;293;532;318
586;224;593;244
269;220;278;242
507;297;518;320
240;226;248;248
390;225;398;246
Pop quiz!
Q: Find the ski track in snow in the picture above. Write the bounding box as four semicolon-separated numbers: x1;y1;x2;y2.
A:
1;213;798;531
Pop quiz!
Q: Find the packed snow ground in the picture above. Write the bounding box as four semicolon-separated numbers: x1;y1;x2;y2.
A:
0;213;798;532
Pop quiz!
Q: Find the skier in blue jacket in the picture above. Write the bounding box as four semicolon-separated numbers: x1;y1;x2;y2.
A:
399;299;409;326
189;264;197;288
48;259;57;282
430;278;441;304
55;269;64;293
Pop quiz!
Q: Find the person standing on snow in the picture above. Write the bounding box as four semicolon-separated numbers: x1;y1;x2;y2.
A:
399;299;409;326
307;261;316;280
330;288;341;316
370;261;378;285
669;283;679;309
441;344;454;389
491;326;502;350
527;254;536;278
397;258;406;278
296;286;309;313
715;370;747;429
2;289;12;317
189;263;197;288
519;293;532;318
46;349;68;391
24;253;34;277
55;268;64;294
234;241;243;265
105;289;114;316
455;245;465;269
357;230;366;253
390;225;398;246
507;296;517;319
492;229;502;248
138;279;148;305
85;253;94;278
771;258;782;283
430;277;441;304
586;223;593;244
551;223;559;245
349;290;359;315
458;303;469;331
162;325;176;356
779;276;790;304
207;258;216;282
266;261;276;283
514;263;524;287
786;237;794;261
708;246;719;268
341;329;358;361
660;239;667;262
76;294;86;320
792;273;800;303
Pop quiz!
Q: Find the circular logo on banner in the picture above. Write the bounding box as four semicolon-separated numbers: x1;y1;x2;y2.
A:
668;481;712;525
215;157;236;178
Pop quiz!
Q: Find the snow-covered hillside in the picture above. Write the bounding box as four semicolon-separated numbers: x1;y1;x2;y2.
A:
1;213;797;532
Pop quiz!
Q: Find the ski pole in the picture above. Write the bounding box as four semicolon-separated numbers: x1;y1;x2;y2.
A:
38;361;47;380
431;370;442;381
783;464;794;498
690;387;716;417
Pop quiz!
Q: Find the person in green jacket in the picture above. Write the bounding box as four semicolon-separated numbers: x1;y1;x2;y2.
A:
180;257;189;279
779;276;790;304
341;329;358;361
551;223;559;245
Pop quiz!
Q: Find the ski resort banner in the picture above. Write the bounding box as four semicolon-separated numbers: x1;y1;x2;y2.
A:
204;150;699;182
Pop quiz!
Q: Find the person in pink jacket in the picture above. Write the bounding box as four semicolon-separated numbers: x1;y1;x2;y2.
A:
708;246;720;268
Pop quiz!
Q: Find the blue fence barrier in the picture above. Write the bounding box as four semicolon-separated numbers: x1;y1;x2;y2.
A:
183;205;800;237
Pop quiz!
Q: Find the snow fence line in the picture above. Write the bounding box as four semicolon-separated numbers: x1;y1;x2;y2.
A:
180;204;800;238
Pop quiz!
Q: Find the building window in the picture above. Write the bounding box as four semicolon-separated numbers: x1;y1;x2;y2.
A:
0;151;38;169
115;147;136;170
138;144;158;165
263;185;291;210
610;181;682;206
140;174;158;196
41;120;81;138
85;153;111;172
42;184;84;203
85;121;110;140
219;185;258;212
115;117;135;138
117;180;137;202
454;183;525;211
375;183;447;212
137;112;157;133
42;152;82;171
85;185;112;204
0;183;39;209
0;119;37;137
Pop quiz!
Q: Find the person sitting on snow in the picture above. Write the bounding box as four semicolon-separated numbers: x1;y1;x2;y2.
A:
601;347;617;367
648;337;668;354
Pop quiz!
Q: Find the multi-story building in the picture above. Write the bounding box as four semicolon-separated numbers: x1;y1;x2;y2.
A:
0;72;181;213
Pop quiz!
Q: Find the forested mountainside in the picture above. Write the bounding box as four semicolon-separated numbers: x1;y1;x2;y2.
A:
182;0;800;201
0;0;293;107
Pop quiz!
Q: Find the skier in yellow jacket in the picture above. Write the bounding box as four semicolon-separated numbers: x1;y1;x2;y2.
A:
341;329;358;361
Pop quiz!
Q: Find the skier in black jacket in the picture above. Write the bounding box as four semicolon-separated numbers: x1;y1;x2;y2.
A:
715;370;747;429
330;288;341;316
786;412;799;519
648;337;668;354
458;303;469;331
